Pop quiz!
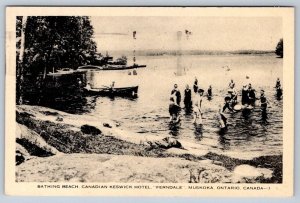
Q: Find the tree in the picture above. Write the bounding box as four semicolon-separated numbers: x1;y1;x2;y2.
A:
16;16;97;104
275;38;283;58
16;16;28;104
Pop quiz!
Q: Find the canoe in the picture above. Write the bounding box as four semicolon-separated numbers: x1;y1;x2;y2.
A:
84;86;138;97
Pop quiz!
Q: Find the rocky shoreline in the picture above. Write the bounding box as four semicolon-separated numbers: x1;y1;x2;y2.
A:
15;105;282;183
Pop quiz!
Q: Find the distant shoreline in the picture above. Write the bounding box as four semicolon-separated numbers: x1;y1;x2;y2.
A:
101;50;276;57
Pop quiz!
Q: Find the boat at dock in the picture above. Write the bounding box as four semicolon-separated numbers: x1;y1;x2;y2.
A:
46;52;146;98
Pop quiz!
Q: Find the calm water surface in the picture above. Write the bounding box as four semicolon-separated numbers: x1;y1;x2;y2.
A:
83;54;282;159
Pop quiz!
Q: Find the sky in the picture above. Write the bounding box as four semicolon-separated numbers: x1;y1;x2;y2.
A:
90;16;282;52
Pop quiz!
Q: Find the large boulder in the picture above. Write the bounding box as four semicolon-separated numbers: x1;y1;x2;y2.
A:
81;124;102;135
232;164;273;183
16;123;60;157
16;143;31;165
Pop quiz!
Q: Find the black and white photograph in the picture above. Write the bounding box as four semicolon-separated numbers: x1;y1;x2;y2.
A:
6;7;294;196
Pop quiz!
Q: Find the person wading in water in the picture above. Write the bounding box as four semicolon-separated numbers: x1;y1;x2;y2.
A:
171;84;181;106
193;77;198;93
193;89;204;124
260;89;269;120
169;97;181;123
184;84;192;110
207;85;212;99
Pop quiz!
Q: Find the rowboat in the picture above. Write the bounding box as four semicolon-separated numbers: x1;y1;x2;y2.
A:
84;86;138;97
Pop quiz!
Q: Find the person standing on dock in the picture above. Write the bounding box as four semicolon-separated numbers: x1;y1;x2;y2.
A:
184;84;192;109
171;84;181;106
193;77;198;93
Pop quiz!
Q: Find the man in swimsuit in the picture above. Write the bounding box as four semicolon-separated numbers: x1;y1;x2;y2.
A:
171;84;181;106
276;84;283;99
169;97;180;123
275;78;281;88
193;77;198;93
241;85;249;105
193;89;204;124
228;88;237;107
247;83;256;106
184;84;192;109
207;85;212;98
260;90;269;120
229;79;235;89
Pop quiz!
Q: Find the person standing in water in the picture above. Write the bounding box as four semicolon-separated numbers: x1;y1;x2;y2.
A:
276;84;283;99
275;78;281;88
260;90;269;120
222;96;235;112
171;84;181;106
193;89;204;124
229;79;235;89
241;85;249;105
247;83;256;106
169;97;181;123
218;107;227;129
184;84;192;109
228;88;237;107
207;85;212;98
275;78;283;99
193;77;199;93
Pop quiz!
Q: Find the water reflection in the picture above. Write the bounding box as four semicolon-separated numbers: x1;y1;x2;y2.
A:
194;123;203;140
169;122;181;136
218;134;231;151
242;108;252;120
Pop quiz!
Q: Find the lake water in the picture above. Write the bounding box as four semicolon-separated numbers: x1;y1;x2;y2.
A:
83;54;283;159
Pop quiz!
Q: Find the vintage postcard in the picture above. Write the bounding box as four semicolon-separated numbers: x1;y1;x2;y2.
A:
5;7;294;196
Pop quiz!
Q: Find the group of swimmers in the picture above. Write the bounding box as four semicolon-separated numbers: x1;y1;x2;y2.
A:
169;77;282;130
169;77;211;125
